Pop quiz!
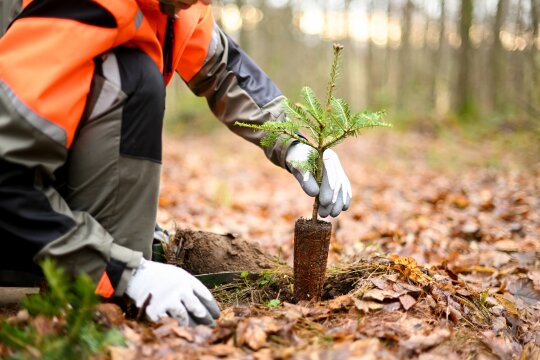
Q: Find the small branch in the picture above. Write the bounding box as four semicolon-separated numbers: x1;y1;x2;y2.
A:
307;110;325;129
322;129;352;150
330;113;348;133
137;293;152;322
280;131;315;147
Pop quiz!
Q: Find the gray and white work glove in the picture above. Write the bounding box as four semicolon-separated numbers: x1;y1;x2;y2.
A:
125;258;220;327
286;142;352;218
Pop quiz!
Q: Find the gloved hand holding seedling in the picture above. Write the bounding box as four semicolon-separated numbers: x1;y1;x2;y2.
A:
236;44;390;301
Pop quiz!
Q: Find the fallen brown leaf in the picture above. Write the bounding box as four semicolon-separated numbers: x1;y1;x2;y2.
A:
482;331;521;360
492;316;507;334
363;288;405;302
400;327;451;352
354;298;384;312
109;345;137;360
388;254;431;285
94;303;125;327
328;295;354;311
508;278;540;306
399;294;417;310
236;316;280;351
372;278;392;290
494;294;520;316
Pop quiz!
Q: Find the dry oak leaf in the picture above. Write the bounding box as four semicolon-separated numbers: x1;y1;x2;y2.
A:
153;317;186;339
208;344;239;357
507;278;540;306
331;338;386;360
281;302;311;321
494;294;519;316
388;254;431;285
354;298;384;312
520;343;540;360
236;316;280;351
448;194;470;209
482;331;521;360
363;288;405;302
399;294;417;310
399;327;451;352
109;346;137;360
328;295;354;311
122;325;142;345
529;270;540;289
491;316;507;334
94;303;124;326
372;278;392;290
383;301;402;312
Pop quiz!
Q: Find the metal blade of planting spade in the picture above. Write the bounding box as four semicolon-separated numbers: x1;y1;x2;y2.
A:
194;271;261;288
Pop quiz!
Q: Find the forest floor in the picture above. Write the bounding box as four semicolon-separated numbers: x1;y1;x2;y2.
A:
144;129;539;359
2;128;539;359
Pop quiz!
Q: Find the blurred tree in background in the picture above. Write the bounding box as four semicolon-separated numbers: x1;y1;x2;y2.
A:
166;0;539;135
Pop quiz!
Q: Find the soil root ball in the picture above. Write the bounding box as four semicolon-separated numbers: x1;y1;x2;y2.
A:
294;218;332;302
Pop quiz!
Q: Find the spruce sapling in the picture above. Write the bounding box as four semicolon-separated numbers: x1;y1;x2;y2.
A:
236;43;390;301
236;43;390;223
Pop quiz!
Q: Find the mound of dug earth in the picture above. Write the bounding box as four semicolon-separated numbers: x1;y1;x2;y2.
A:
165;228;277;274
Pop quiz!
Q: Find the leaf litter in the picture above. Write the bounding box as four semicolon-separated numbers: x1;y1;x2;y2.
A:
2;131;538;359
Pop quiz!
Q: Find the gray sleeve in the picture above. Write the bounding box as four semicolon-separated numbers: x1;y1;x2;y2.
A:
185;24;294;169
0;0;21;36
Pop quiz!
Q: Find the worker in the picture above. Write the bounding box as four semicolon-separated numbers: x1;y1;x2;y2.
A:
0;0;351;327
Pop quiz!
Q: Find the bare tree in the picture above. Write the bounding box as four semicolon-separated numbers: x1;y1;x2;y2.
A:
366;0;376;107
455;0;474;116
397;0;414;110
529;0;539;109
429;0;446;110
491;0;507;112
384;0;394;90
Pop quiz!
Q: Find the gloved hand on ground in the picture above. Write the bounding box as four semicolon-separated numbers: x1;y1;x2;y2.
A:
125;258;221;327
286;142;352;218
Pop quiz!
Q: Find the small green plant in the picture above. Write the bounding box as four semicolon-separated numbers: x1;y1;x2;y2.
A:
266;299;281;308
0;259;125;360
236;43;390;221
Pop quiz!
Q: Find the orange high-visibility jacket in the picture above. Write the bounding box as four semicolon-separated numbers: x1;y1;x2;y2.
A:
0;0;213;148
0;0;293;297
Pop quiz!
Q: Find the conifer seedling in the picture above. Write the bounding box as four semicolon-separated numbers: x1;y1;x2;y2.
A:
236;44;390;301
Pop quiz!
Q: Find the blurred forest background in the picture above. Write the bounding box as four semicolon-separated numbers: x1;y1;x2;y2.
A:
167;0;539;151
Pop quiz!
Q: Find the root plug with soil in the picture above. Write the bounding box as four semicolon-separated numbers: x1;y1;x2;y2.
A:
236;43;390;302
294;218;331;301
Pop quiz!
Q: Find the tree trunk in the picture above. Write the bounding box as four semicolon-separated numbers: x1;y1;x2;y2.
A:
455;0;474;117
430;0;446;111
529;0;539;112
491;0;507;112
397;0;413;110
366;0;376;108
513;0;527;117
236;0;249;52
294;219;332;302
384;0;393;91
